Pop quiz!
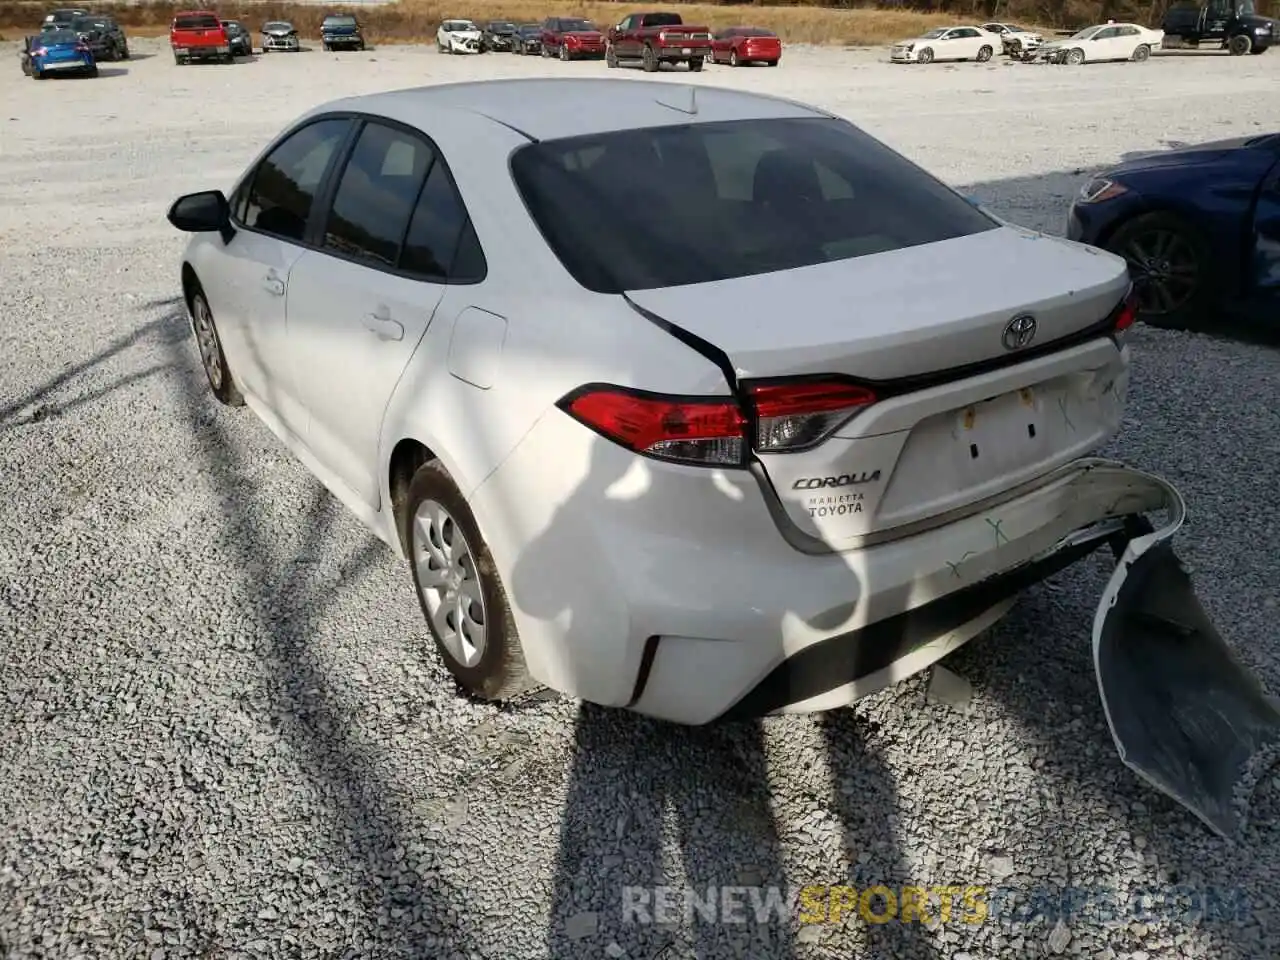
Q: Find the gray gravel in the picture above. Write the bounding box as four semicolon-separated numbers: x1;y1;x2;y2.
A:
2;37;1280;960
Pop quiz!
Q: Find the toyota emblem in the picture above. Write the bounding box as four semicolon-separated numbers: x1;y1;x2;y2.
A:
1002;314;1037;351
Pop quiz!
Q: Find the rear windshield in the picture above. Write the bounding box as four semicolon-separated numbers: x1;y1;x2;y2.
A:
175;14;219;29
643;13;684;26
324;15;355;25
37;29;79;44
510;117;998;294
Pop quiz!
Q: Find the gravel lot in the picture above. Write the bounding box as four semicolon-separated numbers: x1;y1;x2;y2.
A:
2;37;1280;960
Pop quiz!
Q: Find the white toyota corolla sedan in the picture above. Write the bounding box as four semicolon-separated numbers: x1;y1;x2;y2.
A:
165;79;1191;729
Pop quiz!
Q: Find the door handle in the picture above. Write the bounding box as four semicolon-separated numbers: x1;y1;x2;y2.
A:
262;272;285;297
363;311;404;342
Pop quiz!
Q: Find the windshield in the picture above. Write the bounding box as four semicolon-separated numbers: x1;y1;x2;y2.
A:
1006;23;1028;30
324;15;355;25
36;29;79;45
446;21;477;30
919;28;948;39
264;22;292;31
510;117;997;294
562;19;594;31
71;17;106;30
739;27;776;36
1238;0;1256;13
1068;26;1100;39
489;21;515;30
175;14;219;29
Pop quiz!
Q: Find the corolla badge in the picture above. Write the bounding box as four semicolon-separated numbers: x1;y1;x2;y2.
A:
1002;314;1037;351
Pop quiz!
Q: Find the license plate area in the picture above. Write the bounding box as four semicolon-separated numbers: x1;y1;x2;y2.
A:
955;387;1048;475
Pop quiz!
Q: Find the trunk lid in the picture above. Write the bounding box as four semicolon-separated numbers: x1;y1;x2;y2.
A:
626;225;1133;547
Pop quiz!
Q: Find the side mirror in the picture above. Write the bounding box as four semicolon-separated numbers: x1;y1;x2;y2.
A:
167;189;235;244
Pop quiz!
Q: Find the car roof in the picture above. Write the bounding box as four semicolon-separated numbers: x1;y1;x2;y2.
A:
310;78;833;142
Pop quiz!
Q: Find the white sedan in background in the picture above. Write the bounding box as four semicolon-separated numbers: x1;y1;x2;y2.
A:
980;21;1043;55
437;19;482;54
160;77;1279;840
891;25;1002;63
1037;22;1163;63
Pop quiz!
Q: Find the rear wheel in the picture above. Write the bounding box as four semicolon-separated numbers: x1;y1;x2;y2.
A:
120;42;129;59
688;56;702;71
977;44;993;61
402;461;530;701
767;58;778;66
1132;43;1150;61
1066;47;1085;64
1105;211;1213;330
917;47;934;63
86;65;98;77
189;287;244;406
642;43;658;71
1228;33;1251;55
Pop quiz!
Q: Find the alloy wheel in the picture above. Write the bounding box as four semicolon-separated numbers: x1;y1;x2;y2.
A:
1121;229;1200;317
413;498;488;668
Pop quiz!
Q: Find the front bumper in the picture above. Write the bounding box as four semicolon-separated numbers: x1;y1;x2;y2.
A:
450;38;482;52
263;37;300;50
890;46;919;61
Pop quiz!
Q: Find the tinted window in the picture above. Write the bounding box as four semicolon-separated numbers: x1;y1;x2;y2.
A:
399;160;478;280
175;14;219;29
643;13;683;26
510;117;997;294
37;29;78;43
562;19;594;30
242;119;349;242
322;123;432;268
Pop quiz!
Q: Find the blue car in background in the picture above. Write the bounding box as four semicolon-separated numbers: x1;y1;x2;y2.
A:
1068;133;1280;331
20;28;98;79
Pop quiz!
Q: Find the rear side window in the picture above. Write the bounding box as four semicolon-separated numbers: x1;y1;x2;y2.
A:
240;118;349;242
322;122;433;268
510;117;998;294
399;161;485;281
642;13;683;27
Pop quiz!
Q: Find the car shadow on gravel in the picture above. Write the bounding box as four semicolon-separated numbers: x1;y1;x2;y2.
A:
156;300;480;957
0;312;178;430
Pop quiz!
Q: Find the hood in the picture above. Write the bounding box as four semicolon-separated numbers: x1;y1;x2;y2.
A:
563;30;604;39
451;28;482;37
1107;135;1275;174
624;225;1129;382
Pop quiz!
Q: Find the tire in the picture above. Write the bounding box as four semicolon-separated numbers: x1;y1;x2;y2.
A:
1132;43;1150;62
188;287;244;406
605;44;617;67
121;43;130;59
323;42;330;51
1104;211;1213;330
767;58;778;66
173;51;182;64
642;43;658;71
559;43;569;61
977;44;993;62
1066;47;1085;64
1229;33;1251;55
688;56;702;71
402;460;530;701
541;44;550;57
917;47;934;64
358;42;365;51
730;49;739;66
87;65;98;77
1249;45;1265;54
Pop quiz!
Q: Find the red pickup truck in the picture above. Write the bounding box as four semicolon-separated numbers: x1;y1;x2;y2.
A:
170;10;232;64
606;11;712;72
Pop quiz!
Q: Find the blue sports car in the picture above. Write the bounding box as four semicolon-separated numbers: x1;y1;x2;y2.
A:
21;28;98;79
1067;133;1280;330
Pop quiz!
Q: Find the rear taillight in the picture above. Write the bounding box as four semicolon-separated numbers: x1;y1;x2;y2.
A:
1112;285;1138;334
749;381;877;452
558;379;878;467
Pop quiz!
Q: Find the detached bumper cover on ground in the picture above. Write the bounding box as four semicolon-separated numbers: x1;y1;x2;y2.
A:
1093;478;1280;839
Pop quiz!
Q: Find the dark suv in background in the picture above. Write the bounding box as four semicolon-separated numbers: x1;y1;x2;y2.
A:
221;19;253;56
69;14;128;59
321;13;365;50
482;20;517;50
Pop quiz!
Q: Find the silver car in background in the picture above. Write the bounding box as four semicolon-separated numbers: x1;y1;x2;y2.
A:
261;21;300;52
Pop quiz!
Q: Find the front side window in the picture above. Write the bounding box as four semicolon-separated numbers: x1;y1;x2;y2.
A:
322;122;433;268
240;118;349;242
510;117;997;294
